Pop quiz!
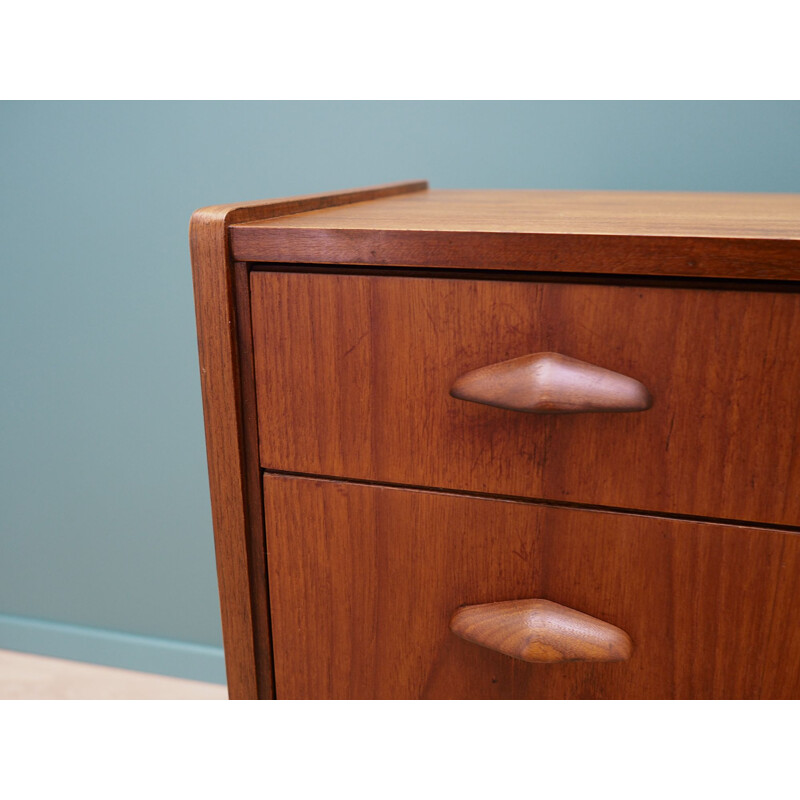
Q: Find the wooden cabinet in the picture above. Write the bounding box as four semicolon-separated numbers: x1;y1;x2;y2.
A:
190;181;800;699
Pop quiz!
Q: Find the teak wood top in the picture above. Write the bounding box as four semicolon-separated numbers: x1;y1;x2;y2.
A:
235;189;800;238
230;187;800;280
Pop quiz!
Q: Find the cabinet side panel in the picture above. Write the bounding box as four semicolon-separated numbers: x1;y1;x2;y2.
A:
190;213;262;698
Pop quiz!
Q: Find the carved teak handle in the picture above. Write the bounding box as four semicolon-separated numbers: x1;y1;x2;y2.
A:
450;352;652;414
450;599;633;664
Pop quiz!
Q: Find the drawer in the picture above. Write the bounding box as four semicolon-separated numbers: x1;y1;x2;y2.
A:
263;473;800;700
251;271;800;526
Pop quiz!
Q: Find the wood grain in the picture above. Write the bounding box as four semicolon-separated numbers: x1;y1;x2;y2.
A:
450;352;652;413
450;599;633;663
189;181;427;699
250;271;800;527
263;473;800;699
231;189;800;280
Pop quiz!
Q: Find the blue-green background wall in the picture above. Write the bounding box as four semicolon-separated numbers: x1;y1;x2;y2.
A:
1;101;799;683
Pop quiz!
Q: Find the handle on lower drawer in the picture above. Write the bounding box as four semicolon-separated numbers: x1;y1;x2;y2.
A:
450;352;652;413
450;598;633;663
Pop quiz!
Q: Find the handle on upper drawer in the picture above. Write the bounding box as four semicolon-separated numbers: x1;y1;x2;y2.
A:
450;352;652;414
450;599;633;664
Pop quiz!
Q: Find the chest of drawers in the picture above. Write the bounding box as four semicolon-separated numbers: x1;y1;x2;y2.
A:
190;181;800;699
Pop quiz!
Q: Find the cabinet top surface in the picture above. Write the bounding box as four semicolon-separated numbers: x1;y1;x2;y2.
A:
232;189;800;240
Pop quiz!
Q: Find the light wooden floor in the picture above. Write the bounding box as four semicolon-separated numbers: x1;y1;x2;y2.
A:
0;649;228;700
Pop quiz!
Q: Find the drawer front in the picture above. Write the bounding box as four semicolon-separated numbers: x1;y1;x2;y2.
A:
251;271;800;526
263;473;800;700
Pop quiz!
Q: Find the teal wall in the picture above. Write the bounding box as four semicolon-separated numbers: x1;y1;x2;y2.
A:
1;101;799;683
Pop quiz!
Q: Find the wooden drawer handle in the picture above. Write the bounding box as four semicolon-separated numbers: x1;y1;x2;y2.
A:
450;352;652;413
450;599;633;664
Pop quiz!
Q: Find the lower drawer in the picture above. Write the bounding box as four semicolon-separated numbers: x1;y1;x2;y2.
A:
263;473;800;699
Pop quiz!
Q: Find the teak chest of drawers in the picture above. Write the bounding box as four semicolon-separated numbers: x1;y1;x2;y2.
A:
190;181;800;699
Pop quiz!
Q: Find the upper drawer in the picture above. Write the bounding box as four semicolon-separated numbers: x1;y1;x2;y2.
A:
250;271;800;527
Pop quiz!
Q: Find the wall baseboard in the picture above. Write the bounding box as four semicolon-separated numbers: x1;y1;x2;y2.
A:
0;614;226;685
